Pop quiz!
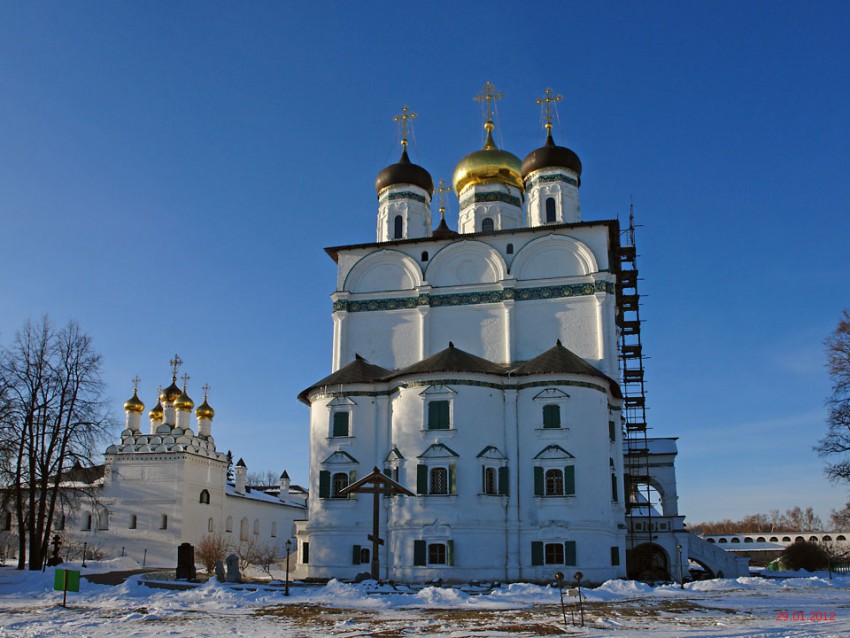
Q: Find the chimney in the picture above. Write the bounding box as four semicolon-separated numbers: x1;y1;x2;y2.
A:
235;458;247;495
279;470;290;501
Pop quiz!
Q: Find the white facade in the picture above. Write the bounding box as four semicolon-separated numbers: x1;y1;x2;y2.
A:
297;115;633;583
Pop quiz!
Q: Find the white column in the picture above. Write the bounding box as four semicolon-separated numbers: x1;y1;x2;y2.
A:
332;311;348;372
502;299;515;365
504;387;520;581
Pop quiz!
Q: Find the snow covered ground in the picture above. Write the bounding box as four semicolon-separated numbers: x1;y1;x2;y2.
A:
0;559;848;637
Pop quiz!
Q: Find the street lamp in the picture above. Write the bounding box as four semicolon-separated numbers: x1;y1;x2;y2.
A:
574;571;584;627
284;539;292;597
554;571;568;627
677;544;684;589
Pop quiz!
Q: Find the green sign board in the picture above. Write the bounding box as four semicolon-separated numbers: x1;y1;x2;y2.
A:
54;569;80;593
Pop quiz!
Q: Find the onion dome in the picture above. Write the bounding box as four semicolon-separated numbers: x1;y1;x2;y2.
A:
149;399;164;421
452;122;523;193
161;377;182;405
174;386;194;412
375;148;434;197
521;131;582;184
196;395;215;420
123;389;145;414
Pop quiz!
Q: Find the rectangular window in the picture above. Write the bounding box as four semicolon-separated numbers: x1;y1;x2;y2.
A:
482;467;497;495
332;412;350;437
609;420;617;442
543;404;561;429
302;542;310;564
611;474;618;501
428;543;446;565
427;400;450;430
545;543;564;565
129;514;137;530
83;513;92;531
611;546;620;566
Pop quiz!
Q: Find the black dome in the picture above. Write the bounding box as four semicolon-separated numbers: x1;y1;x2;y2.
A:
375;148;434;196
521;132;582;183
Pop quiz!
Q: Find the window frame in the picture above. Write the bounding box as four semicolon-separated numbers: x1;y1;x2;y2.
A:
542;404;561;429
331;411;351;438
426;400;451;431
545;196;557;223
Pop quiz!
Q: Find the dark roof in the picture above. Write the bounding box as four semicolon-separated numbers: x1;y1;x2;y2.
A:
375;148;434;196
298;354;393;404
521;132;582;183
431;215;459;239
59;461;105;485
396;342;507;376
236;458;246;468
512;340;621;397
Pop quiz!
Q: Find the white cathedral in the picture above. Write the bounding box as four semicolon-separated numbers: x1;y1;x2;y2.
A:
291;85;749;584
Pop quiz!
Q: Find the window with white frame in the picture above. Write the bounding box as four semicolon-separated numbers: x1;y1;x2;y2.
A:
419;384;456;431
319;450;359;499
531;540;577;566
477;446;509;496
532;388;570;429
413;539;454;566
417;443;459;496
533;445;576;497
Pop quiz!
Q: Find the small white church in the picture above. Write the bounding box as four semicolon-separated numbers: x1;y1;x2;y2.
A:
293;84;746;583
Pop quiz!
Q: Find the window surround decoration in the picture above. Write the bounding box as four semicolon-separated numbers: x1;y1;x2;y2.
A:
532;388;570;430
477;446;509;496
417;442;459;496
531;540;577;566
327;396;356;438
413;539;455;566
319;450;359;499
533;445;576;497
419;384;456;432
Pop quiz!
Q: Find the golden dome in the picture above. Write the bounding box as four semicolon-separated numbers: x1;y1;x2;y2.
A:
161;378;182;405
149;399;164;420
123;390;145;414
174;386;194;412
196;398;215;420
452;122;523;194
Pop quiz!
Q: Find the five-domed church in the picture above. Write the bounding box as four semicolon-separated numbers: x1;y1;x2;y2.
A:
295;84;632;582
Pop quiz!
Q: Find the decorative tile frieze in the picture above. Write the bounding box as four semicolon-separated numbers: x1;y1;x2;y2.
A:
525;173;578;189
333;281;614;313
380;191;427;204
459;191;522;209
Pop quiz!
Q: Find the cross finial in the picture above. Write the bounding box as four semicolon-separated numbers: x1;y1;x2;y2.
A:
202;383;210;398
131;376;141;392
393;105;417;149
169;354;183;378
536;87;563;134
474;81;504;125
181;372;190;387
436;178;451;217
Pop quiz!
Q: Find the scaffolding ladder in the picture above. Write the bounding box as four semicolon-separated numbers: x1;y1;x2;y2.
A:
618;204;653;572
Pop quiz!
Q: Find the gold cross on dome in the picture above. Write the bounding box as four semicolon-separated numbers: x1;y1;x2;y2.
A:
202;383;210;398
393;105;417;149
169;354;183;377
181;372;191;387
474;81;503;123
436;178;452;215
536;87;563;133
131;376;141;392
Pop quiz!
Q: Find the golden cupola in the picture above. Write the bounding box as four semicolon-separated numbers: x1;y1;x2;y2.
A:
196;387;215;420
174;385;194;412
452;120;523;194
149;398;164;421
161;377;182;405
123;389;145;414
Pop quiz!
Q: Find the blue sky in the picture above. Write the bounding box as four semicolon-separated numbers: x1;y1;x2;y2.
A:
1;1;848;524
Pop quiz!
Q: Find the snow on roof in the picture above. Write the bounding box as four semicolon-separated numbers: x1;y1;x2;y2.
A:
225;483;306;509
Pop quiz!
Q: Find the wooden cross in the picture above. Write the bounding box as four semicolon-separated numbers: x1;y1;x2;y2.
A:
393;105;417;149
170;354;183;377
474;81;503;122
536;87;563;133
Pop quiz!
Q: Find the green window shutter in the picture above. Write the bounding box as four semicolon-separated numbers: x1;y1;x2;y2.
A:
447;539;454;566
416;464;428;495
449;464;457;495
319;471;330;498
543;404;560;428
352;545;361;565
333;412;349;437
428;401;450;429
610;546;620;566
564;465;575;495
531;541;544;566
565;541;577;566
348;470;357;496
498;466;509;496
413;540;426;566
534;466;544;496
611;474;618;501
609;420;616;442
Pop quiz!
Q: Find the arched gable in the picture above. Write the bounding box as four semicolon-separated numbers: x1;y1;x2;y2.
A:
511;234;598;280
344;250;423;293
425;240;507;288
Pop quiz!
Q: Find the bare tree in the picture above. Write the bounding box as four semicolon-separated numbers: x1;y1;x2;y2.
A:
0;317;111;570
196;532;232;575
830;501;850;529
817;310;850;482
691;506;824;534
246;470;279;487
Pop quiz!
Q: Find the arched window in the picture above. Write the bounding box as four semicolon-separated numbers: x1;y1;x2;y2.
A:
240;517;249;541
421;251;429;262
253;519;260;535
545;197;556;222
97;509;109;530
481;217;494;232
482;467;497;495
271;522;277;538
83;513;92;530
506;243;514;254
129;514;137;530
430;467;448;495
208;517;214;533
199;489;210;504
160;514;168;530
545;469;564;496
332;472;349;498
226;516;233;533
393;215;403;239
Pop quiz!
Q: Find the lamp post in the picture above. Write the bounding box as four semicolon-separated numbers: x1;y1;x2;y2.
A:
284;539;292;597
82;541;88;568
574;571;584;627
554;571;568;627
677;544;684;589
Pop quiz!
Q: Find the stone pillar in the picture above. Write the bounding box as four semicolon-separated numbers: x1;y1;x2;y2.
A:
176;542;196;580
